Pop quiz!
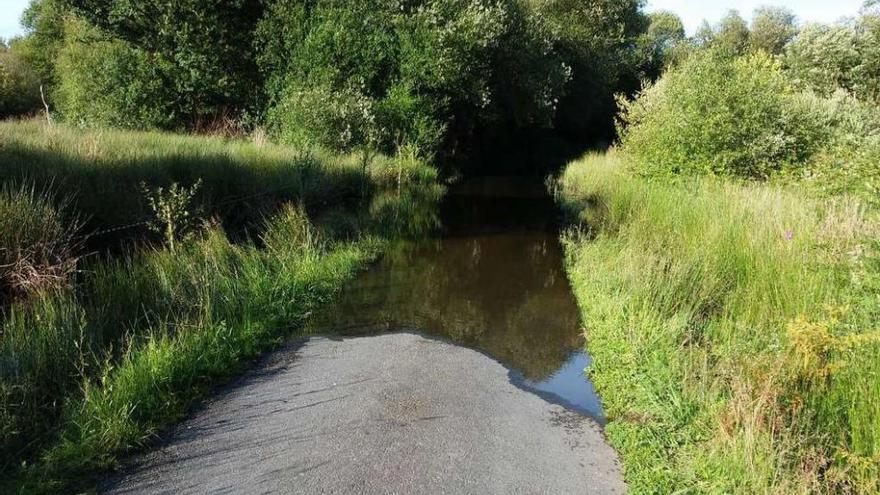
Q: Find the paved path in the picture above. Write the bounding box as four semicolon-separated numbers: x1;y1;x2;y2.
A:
102;333;625;494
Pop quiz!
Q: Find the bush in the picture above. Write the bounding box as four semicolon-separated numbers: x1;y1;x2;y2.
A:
0;184;79;297
62;0;263;129
618;49;829;179
257;0;570;156
0;50;42;118
785;12;880;105
53;19;177;129
799;93;880;205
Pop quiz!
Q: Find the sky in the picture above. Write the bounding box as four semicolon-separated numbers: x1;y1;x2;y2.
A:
1;0;29;40
0;0;871;40
647;0;867;34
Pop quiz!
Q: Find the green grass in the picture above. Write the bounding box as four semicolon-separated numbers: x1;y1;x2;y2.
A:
556;153;880;494
0;121;443;493
0;119;416;242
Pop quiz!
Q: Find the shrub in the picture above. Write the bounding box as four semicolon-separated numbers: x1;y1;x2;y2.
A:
62;0;263;128
785;12;880;105
785;23;864;98
15;0;67;93
618;49;829;179
54;19;177;129
257;0;570;156
0;184;79;297
800;93;880;205
0;50;41;118
267;83;378;152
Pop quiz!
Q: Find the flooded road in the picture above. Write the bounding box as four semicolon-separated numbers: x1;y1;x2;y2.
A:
102;177;625;494
310;176;605;421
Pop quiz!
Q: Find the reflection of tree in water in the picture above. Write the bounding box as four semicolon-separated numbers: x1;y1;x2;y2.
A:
311;229;584;381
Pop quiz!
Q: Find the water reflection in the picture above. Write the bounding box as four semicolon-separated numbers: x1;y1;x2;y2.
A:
310;177;605;420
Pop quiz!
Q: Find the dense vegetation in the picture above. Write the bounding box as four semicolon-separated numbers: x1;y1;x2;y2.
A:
557;4;880;493
0;0;660;164
3;0;880;493
0;121;442;492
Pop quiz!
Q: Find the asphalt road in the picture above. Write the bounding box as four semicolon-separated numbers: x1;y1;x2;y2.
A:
102;333;626;494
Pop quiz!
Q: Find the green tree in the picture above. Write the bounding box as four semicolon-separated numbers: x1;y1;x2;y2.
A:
537;0;648;142
15;0;66;92
53;18;176;128
0;44;42;117
257;0;570;156
785;23;863;96
750;6;798;55
61;0;264;128
712;10;751;56
636;11;686;79
619;49;829;179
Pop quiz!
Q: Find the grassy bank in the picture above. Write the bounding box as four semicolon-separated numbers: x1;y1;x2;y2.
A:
0;119;405;242
0;121;442;492
556;153;880;493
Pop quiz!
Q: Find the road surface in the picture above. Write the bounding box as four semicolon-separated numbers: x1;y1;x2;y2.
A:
102;333;625;494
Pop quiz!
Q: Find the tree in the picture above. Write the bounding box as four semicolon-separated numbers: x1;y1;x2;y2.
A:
60;0;264;128
856;2;880;102
750;6;798;55
712;10;751;55
537;0;648;142
15;0;66;91
785;23;863;96
257;0;570;157
637;11;686;79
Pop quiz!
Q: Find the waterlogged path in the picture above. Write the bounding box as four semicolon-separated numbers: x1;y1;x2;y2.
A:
103;178;625;494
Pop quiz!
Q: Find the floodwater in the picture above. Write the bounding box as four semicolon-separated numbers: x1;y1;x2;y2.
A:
309;176;605;422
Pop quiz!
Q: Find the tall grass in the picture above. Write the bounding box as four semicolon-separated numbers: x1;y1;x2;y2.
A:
557;153;880;493
0;202;383;493
0;119;413;243
0;184;80;298
0;122;443;492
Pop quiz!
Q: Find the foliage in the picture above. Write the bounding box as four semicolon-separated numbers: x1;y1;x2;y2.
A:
785;23;866;98
60;0;263;128
14;0;651;161
750;6;798;55
702;10;751;56
798;92;880;206
0;48;41;118
257;0;571;157
537;0;647;141
618;49;828;179
557;153;880;493
53;18;177;129
635;11;686;80
15;0;66;93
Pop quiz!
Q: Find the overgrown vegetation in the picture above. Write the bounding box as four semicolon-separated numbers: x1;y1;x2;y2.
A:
4;0;880;493
557;3;880;493
0;122;442;493
558;154;880;493
2;0;651;164
0;184;79;297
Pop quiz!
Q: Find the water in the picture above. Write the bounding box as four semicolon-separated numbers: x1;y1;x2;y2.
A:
310;176;605;422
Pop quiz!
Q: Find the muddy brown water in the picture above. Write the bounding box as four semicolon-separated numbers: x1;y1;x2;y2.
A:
309;176;605;422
